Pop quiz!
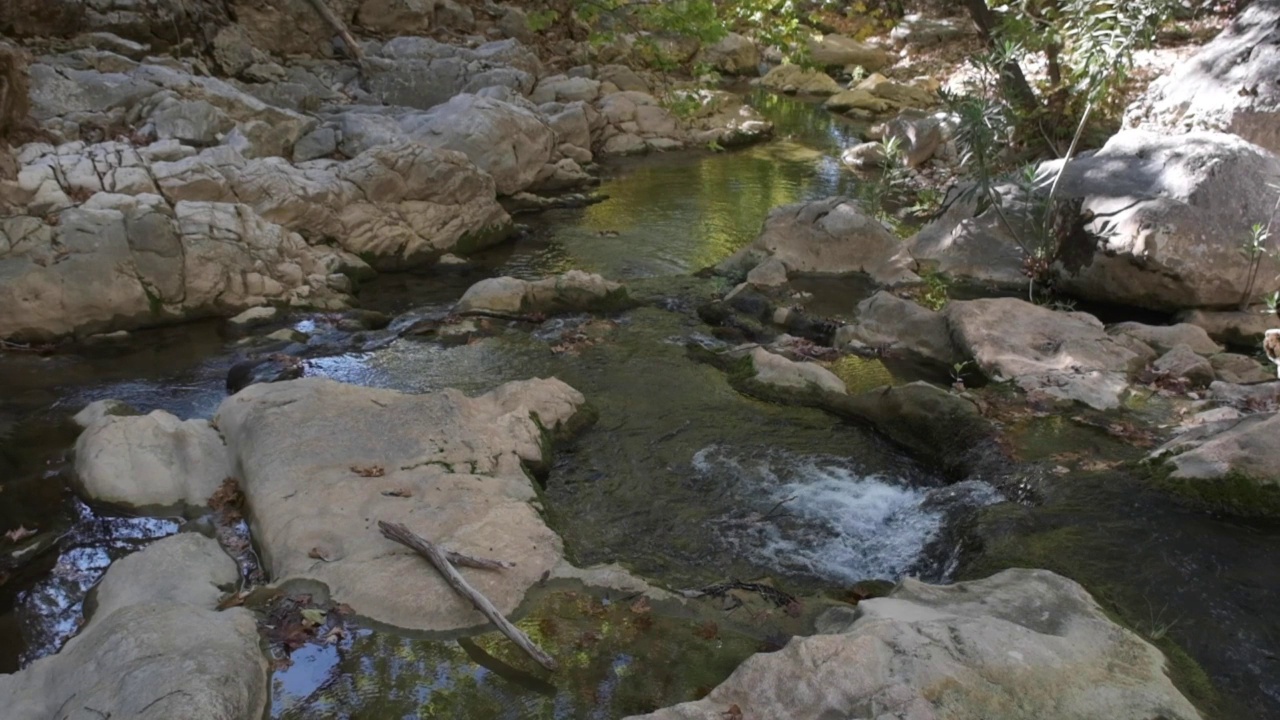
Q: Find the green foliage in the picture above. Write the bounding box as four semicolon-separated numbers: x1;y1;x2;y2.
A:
526;8;560;33
920;270;951;311
1239;221;1272;309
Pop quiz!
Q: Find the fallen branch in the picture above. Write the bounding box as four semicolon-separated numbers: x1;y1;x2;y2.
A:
378;520;557;671
303;0;366;68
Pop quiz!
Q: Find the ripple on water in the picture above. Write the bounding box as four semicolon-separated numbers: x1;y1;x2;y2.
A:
696;447;1002;584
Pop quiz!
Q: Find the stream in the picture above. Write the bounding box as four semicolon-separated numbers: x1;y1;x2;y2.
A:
1;90;1278;719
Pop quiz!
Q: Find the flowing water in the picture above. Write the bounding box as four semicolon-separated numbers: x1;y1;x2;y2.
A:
0;90;1276;719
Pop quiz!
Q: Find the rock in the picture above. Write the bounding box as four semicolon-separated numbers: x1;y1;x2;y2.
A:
457;270;629;316
682;90;774;149
749;347;847;395
873;112;943;167
1177;308;1280;347
1209;380;1280;411
1210;353;1274;385
74;410;231;510
155;140;509;270
226;354;305;394
363;37;539;111
805;34;892;70
851;73;937;112
1152;345;1216;388
357;0;433;34
840;141;888;169
627;568;1199;720
150;96;235;145
946;298;1153;410
597;64;650;93
72;399;139;429
529;75;602;104
1108;321;1223;355
291;126;338;162
835;291;963;372
227;305;278;333
215;377;589;631
830;381;992;476
497;5;534;43
1125;0;1280;155
698;33;761;76
1149;411;1280;517
400;94;555;195
905;183;1029;290
889;14;972;47
760;64;843;95
1046;130;1280;311
0;533;268;720
0;193;355;341
719;198;918;286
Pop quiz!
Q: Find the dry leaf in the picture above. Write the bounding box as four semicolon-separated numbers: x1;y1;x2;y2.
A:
4;525;37;543
217;591;249;610
629;597;651;615
323;625;347;644
694;620;719;640
307;547;333;562
350;464;386;478
380;488;412;498
722;704;743;720
300;608;327;627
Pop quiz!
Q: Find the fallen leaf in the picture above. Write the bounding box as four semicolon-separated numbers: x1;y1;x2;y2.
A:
694;620;719;640
722;703;743;720
307;547;332;562
217;591;249;610
4;525;37;543
350;464;386;478
323;625;347;644
333;603;356;616
380;488;412;498
300;608;327;627
629;597;651;615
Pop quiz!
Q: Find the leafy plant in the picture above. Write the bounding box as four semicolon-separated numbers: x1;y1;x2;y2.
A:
920;270;951;311
527;9;560;33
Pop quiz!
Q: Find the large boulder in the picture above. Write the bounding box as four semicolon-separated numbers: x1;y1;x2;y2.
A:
0;193;354;341
835;291;963;373
905;183;1029;290
1108;322;1223;356
748;347;847;395
215;377;590;632
627;568;1199;720
1125;0;1280;155
1049;130;1280;311
153;141;510;269
946;298;1154;410
400;94;555;195
74;409;231;510
457;270;629;316
0;533;268;720
719;198;919;286
1149;411;1280;517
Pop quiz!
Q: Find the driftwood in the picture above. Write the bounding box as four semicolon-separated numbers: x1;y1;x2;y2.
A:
378;521;557;671
303;0;366;67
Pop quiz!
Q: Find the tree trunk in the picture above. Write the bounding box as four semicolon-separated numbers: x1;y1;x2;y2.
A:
961;0;1041;112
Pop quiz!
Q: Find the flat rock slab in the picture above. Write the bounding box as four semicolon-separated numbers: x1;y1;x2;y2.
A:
946;298;1152;410
0;533;267;720
215;377;588;632
627;568;1200;720
1150;411;1280;517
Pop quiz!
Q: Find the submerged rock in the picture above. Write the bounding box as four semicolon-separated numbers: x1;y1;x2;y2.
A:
627;569;1200;720
457;270;629;317
747;346;847;395
1149;411;1280;517
0;533;268;720
74;409;232;510
215;377;591;632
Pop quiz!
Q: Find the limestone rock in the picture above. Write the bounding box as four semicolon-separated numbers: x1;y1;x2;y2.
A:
805;34;892;70
0;533;268;720
720;198;918;286
363;37;539;111
1149;411;1280;517
1108;322;1223;356
1209;353;1274;385
946;298;1152;410
400;93;555;195
1126;0;1280;155
698;33;761;76
840;141;888;170
628;568;1198;720
357;0;433;34
1177;308;1280;347
761;65;843;95
1152;345;1216;388
215;377;589;631
835;291;962;372
749;347;847;395
457;270;628;316
72;399;139;429
889;14;972;47
74;409;231;509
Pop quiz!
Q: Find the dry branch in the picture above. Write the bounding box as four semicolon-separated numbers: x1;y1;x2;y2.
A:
378;520;557;671
303;0;366;67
